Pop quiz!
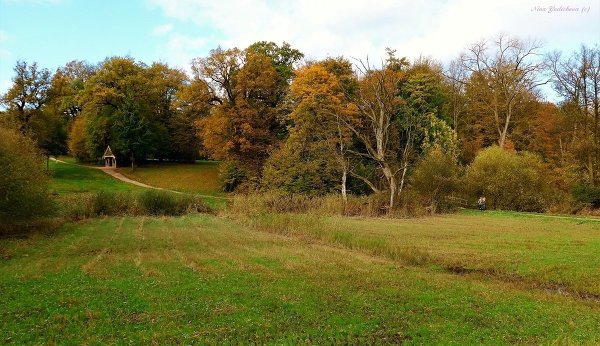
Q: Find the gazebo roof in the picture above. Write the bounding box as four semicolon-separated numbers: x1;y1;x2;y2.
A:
103;145;115;159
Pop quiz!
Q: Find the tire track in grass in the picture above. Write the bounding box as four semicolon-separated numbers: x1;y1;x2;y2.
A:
134;217;146;268
133;217;159;277
81;217;124;275
239;217;600;304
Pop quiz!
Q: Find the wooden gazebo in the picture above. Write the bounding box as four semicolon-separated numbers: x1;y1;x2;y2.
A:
102;146;116;168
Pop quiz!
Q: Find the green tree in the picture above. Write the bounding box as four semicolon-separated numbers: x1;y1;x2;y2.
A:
112;98;152;170
1;61;52;134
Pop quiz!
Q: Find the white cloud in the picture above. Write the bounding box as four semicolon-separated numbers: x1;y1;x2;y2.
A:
152;23;174;36
147;0;600;65
158;33;209;71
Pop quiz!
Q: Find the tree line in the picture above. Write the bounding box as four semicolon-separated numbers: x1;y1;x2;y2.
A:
2;35;599;213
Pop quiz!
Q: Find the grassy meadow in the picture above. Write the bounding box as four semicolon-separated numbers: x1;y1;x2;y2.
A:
115;161;223;196
49;160;228;210
0;159;599;344
49;160;142;195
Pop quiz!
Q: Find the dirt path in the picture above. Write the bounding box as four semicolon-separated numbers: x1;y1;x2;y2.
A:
98;167;158;189
50;157;232;200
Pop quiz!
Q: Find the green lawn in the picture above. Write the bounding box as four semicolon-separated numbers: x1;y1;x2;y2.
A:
2;160;598;343
49;159;228;209
237;211;600;297
1;213;599;344
49;160;142;195
116;161;224;196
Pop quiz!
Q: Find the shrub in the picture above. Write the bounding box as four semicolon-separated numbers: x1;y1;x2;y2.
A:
138;190;179;215
90;190;136;216
409;148;462;212
60;189;213;219
219;161;248;192
262;141;340;196
0;127;54;231
229;191;418;218
465;146;551;212
572;184;600;208
138;190;212;216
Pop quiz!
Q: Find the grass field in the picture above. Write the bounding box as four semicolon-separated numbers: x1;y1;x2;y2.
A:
49;159;228;209
49;160;142;195
1;212;599;344
2;158;598;343
116;161;223;196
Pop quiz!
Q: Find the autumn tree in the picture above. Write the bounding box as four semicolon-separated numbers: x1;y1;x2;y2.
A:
546;45;600;184
195;43;303;177
457;34;547;149
344;52;410;209
80;57;148;161
344;52;457;209
171;79;212;161
1;61;75;168
76;57;187;166
263;58;358;202
53;60;96;119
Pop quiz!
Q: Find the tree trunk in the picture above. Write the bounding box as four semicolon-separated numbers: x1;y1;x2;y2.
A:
382;164;396;210
130;152;136;171
341;166;348;214
398;163;408;197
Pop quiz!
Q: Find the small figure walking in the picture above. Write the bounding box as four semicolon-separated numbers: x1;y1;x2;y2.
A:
477;196;486;211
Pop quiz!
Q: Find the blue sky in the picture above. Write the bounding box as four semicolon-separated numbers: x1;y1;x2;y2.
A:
1;0;599;98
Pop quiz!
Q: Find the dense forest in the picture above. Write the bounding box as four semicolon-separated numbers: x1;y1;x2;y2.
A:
2;35;600;214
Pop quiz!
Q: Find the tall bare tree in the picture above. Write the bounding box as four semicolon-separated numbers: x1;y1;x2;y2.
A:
458;34;547;148
343;53;414;209
547;45;600;183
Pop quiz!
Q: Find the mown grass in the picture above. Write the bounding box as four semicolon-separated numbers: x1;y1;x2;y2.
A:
49;160;142;195
49;159;228;210
229;211;600;299
1;214;599;344
116;161;223;196
6;158;596;343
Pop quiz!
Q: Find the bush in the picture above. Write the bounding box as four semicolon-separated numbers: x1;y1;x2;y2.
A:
138;190;212;216
90;190;136;216
219;161;248;192
409;148;462;212
0;127;54;231
262;141;340;196
572;183;600;208
138;190;184;215
60;189;213;219
465;146;551;212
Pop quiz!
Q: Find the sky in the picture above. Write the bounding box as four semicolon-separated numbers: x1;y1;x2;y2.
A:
0;0;599;99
